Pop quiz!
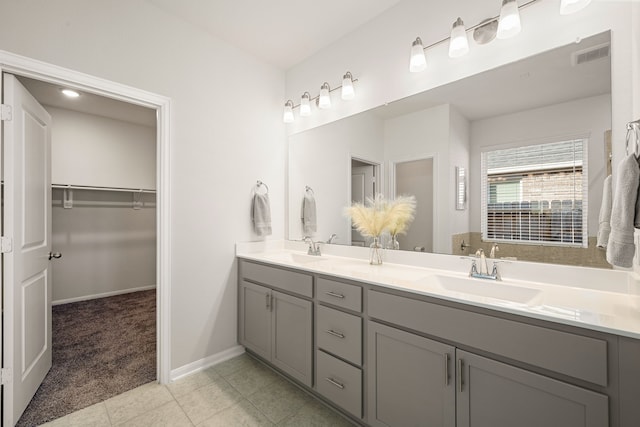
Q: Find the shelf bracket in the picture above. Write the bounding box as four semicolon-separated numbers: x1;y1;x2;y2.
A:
63;187;73;209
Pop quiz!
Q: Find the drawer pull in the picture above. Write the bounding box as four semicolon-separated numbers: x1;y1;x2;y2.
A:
325;329;345;339
458;358;464;393
325;377;345;389
325;291;345;299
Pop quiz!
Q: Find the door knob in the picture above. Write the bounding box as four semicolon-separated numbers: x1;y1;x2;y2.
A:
48;252;62;260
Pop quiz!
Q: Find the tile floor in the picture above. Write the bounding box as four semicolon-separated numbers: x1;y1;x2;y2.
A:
41;353;356;426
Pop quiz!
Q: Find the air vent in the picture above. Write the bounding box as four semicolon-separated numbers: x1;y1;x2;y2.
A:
571;43;610;66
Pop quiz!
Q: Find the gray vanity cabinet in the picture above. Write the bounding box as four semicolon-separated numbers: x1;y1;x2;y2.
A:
239;280;272;361
238;262;313;387
456;350;609;427
367;321;456;427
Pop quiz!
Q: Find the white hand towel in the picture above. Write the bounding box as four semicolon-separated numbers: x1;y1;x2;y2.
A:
252;193;272;237
606;154;639;267
596;175;612;249
301;193;317;235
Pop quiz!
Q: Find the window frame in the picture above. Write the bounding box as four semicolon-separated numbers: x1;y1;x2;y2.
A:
480;138;589;248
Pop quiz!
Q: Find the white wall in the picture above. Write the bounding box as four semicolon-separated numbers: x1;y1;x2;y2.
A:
49;106;156;190
0;0;285;371
52;190;156;303
383;104;451;252
288;111;384;243
469;94;612;235
448;105;471;237
47;107;157;303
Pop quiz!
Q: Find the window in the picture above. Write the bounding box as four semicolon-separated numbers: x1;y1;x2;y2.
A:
481;139;588;247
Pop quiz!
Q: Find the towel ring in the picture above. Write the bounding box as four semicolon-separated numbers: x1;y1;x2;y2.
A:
256;180;269;194
305;185;314;195
625;122;640;158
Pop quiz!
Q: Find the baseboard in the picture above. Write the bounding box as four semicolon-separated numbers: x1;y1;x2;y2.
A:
52;285;157;306
170;345;245;382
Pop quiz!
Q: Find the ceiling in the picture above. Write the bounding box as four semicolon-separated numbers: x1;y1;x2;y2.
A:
374;31;611;122
146;0;403;70
18;77;157;127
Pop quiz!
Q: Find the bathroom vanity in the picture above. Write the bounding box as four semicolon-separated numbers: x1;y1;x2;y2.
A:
236;241;640;427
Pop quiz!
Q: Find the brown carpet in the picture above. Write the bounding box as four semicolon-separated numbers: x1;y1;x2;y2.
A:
17;289;156;427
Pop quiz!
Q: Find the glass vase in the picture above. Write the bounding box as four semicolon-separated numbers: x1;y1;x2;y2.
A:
370;236;383;265
390;234;400;250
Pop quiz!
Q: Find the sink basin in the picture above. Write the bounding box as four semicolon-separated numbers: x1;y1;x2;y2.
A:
415;275;541;304
262;252;327;264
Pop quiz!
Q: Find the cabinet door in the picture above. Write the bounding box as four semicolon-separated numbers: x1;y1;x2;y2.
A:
271;290;313;387
456;350;609;427
368;321;455;427
239;281;271;361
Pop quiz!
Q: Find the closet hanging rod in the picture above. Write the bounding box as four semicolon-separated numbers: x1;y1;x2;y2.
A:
52;184;156;194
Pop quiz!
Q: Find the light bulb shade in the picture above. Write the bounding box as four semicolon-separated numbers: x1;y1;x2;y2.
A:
409;37;427;72
497;0;521;39
318;82;331;109
283;100;294;123
341;72;355;100
448;18;469;58
300;92;311;117
560;0;592;15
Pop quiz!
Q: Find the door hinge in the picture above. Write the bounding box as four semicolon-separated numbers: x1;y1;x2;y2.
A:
0;104;12;121
1;236;13;253
0;368;12;385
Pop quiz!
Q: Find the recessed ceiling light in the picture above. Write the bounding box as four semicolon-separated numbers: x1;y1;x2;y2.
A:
61;89;80;98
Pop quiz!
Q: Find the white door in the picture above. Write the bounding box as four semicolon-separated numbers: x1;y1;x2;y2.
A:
2;73;53;426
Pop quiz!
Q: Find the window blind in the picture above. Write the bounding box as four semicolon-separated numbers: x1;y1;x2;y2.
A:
480;139;588;247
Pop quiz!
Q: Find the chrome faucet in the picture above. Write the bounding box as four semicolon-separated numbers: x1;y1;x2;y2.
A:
326;233;338;244
304;236;322;256
467;249;501;280
490;243;500;259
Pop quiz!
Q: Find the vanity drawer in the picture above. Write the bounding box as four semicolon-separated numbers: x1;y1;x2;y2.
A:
316;350;362;419
368;289;608;386
317;277;362;312
317;305;362;365
240;260;313;298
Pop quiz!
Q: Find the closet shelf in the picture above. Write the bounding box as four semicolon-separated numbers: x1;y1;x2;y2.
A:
52;184;156;194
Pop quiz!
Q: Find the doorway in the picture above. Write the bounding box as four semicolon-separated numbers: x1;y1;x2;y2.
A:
350;157;379;246
393;157;434;252
1;52;171;427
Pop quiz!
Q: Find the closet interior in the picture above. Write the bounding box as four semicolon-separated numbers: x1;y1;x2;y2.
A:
14;76;158;426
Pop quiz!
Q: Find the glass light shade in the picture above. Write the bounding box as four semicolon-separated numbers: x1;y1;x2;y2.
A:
560;0;592;15
497;0;521;39
283;100;294;123
300;92;311;117
318;83;331;109
409;37;427;72
448;18;469;58
341;72;355;100
61;88;80;98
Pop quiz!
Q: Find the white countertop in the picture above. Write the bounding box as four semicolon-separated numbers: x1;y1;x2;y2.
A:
236;240;640;340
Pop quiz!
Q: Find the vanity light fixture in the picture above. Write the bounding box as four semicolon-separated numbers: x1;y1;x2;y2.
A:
449;18;469;58
282;72;357;122
341;72;355;100
409;37;427;72
61;88;80;98
283;100;294;123
318;82;331;109
497;0;521;39
300;92;311;117
560;0;592;15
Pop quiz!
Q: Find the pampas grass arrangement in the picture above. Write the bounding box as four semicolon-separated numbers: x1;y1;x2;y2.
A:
344;194;417;263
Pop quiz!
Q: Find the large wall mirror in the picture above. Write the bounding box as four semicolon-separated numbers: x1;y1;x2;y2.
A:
288;31;612;269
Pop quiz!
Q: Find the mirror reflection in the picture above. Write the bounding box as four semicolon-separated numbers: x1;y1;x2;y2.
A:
288;31;611;268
